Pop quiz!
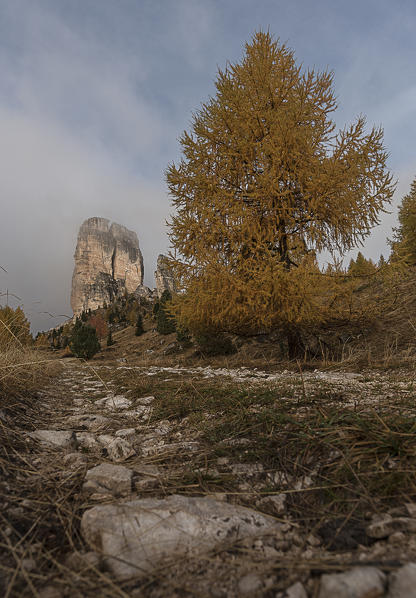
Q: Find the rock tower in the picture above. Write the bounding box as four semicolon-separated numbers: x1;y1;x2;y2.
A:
71;217;144;315
154;254;177;298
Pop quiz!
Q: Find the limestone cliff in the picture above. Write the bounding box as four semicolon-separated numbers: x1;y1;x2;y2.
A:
154;254;176;298
71;217;144;315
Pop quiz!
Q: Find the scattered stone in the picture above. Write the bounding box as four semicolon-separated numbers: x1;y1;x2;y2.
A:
389;531;406;544
387;563;416;598
67;413;111;432
122;406;152;419
63;452;88;468
257;493;287;515
115;428;136;438
141;441;198;457
366;516;416;539
237;573;263;594
318;566;386;598
75;431;98;449
223;437;251;447
95;395;132;410
230;463;264;476
81;494;281;580
405;503;416;518
136;395;156;405
285;581;308;598
97;435;135;461
307;533;321;547
132;464;161;491
28;430;77;449
84;463;133;496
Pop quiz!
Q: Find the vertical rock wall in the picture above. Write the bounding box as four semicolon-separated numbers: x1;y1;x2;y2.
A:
154;254;177;298
70;217;144;315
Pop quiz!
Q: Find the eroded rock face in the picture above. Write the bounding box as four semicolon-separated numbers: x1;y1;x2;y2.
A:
71;217;144;315
154;254;176;298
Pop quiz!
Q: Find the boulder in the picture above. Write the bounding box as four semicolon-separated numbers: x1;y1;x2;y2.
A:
81;494;281;579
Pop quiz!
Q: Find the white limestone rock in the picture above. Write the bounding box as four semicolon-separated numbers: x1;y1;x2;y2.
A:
97;435;135;461
319;566;386;598
84;463;133;496
76;432;98;449
237;573;263;595
387;563;416;598
257;493;287;515
366;515;416;539
66;414;111;432
285;581;308;598
95;395;132;410
81;494;281;580
136;395;156;405
115;428;136;438
28;430;76;449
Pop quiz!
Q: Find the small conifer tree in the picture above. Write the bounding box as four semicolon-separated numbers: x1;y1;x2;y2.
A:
70;324;100;360
390;176;416;265
156;290;176;334
135;313;144;336
348;252;377;276
106;329;114;347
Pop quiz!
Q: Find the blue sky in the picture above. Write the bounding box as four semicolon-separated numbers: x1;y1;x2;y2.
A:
1;0;415;331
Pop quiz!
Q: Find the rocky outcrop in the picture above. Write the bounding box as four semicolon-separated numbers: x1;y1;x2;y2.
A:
70;217;144;315
154;254;176;298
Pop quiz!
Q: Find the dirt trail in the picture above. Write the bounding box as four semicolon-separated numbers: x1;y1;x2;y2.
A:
3;360;416;597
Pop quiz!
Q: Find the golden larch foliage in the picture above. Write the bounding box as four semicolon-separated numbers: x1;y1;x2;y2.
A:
165;32;395;346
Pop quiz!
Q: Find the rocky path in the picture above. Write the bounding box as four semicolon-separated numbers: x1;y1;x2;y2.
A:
10;362;416;597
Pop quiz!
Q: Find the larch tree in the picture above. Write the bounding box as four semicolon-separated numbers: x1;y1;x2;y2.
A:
166;32;395;356
348;252;377;277
390;177;416;265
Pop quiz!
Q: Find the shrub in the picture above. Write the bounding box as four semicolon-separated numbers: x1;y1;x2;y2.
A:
195;332;236;356
176;326;192;347
70;324;100;360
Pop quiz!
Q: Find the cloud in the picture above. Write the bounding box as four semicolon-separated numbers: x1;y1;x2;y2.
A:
1;0;416;333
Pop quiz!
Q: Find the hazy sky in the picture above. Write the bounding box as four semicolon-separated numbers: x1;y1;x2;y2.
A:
1;0;416;332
